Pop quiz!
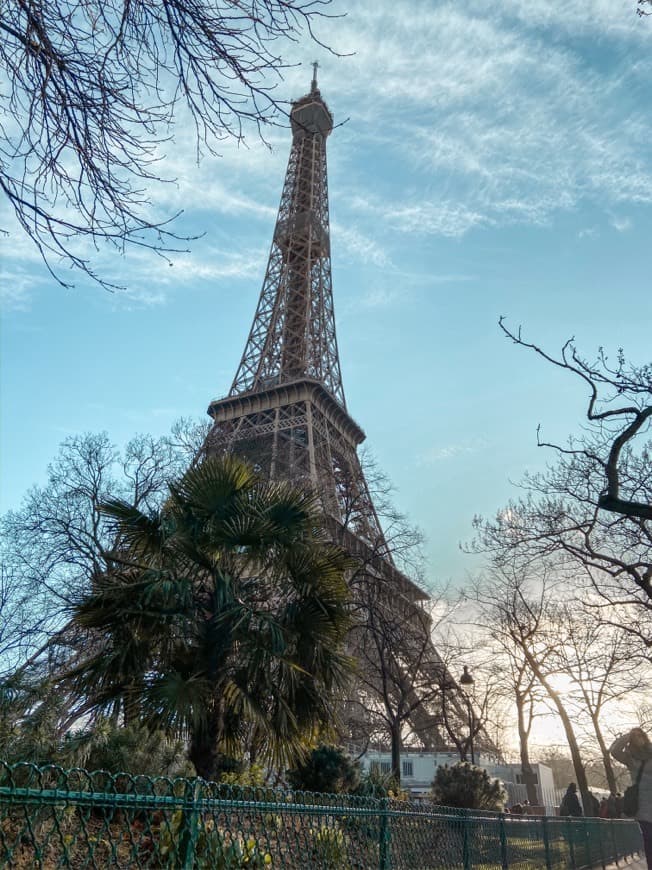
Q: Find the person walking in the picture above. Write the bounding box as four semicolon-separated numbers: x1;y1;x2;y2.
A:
610;728;652;867
559;782;583;817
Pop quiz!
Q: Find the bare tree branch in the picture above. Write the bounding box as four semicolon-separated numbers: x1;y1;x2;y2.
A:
0;0;339;288
499;318;652;524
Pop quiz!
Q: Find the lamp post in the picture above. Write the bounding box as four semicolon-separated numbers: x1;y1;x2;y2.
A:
459;666;475;764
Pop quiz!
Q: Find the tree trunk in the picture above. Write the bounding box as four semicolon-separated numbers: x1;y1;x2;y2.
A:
189;705;230;781
390;721;402;785
189;731;217;781
516;693;538;805
522;649;591;813
591;711;618;794
440;689;467;761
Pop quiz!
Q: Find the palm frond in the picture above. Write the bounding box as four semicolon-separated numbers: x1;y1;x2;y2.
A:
100;499;166;560
170;456;256;519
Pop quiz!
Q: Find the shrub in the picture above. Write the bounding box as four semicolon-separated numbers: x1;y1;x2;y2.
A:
158;810;272;869
431;763;506;811
219;763;265;788
354;768;407;800
309;825;351;869
64;719;194;779
287;745;360;795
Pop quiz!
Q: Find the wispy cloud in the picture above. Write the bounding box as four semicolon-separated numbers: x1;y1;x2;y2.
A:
419;439;489;464
481;0;647;41
331;222;392;267
610;215;632;232
313;1;652;236
0;269;38;312
3;0;652;299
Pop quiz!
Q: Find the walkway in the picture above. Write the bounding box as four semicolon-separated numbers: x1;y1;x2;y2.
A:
604;855;647;869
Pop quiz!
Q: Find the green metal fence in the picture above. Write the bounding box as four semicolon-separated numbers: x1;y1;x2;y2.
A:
0;761;643;868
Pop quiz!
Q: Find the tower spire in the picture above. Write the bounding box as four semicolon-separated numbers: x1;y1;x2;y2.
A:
226;72;342;405
311;60;319;93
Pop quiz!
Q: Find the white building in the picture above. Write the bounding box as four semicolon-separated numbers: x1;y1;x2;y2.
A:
360;749;499;798
489;762;560;812
359;749;560;811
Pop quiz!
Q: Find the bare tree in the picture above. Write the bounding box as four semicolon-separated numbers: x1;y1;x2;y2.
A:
500;318;652;522
0;565;51;683
548;601;644;794
479;624;545;805
472;566;594;813
349;587;443;783
0;419;209;680
474;326;652;649
428;629;504;764
0;0;336;288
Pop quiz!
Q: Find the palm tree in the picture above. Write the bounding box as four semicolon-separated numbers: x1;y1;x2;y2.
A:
64;456;353;780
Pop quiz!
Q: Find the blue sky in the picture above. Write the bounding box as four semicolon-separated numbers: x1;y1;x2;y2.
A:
2;0;651;588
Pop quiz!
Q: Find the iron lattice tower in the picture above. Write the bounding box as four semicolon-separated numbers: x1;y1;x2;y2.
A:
205;70;470;753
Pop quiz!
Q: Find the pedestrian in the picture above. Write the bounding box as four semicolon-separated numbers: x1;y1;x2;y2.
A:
610;728;652;867
615;792;624;818
559;782;583;817
588;791;600;817
599;797;609;819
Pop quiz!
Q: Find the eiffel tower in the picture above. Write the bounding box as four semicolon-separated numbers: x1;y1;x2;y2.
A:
205;67;471;755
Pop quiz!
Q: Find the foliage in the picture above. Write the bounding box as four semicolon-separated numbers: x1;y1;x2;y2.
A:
287;744;360;795
62;455;353;781
65;720;194;778
431;763;506;811
0;0;335;288
159;810;272;868
0;420;210;689
354;767;404;799
309;825;351;869
0;674;71;765
218;763;266;788
0;686;192;779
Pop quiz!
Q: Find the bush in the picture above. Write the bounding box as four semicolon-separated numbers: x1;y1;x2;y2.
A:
431;763;506;811
353;768;407;800
309;825;351;869
287;745;360;795
219;763;265;788
159;810;272;869
64;720;194;779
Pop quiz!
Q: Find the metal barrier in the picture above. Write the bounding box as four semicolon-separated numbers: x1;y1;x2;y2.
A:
0;761;644;868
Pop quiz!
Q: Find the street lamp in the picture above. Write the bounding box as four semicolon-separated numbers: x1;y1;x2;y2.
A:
459;666;475;764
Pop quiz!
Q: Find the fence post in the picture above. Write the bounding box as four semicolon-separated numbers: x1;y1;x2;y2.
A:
609;819;620;866
596;820;607;870
566;817;577;870
499;813;508;870
179;778;201;870
542;815;552;870
462;814;471;870
378;797;390;870
583;818;591;869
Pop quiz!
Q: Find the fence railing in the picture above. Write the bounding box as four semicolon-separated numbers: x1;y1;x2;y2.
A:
0;761;644;869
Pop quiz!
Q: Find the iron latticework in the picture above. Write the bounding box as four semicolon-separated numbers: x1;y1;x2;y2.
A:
205;71;471;752
229;77;344;406
207;70;388;558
